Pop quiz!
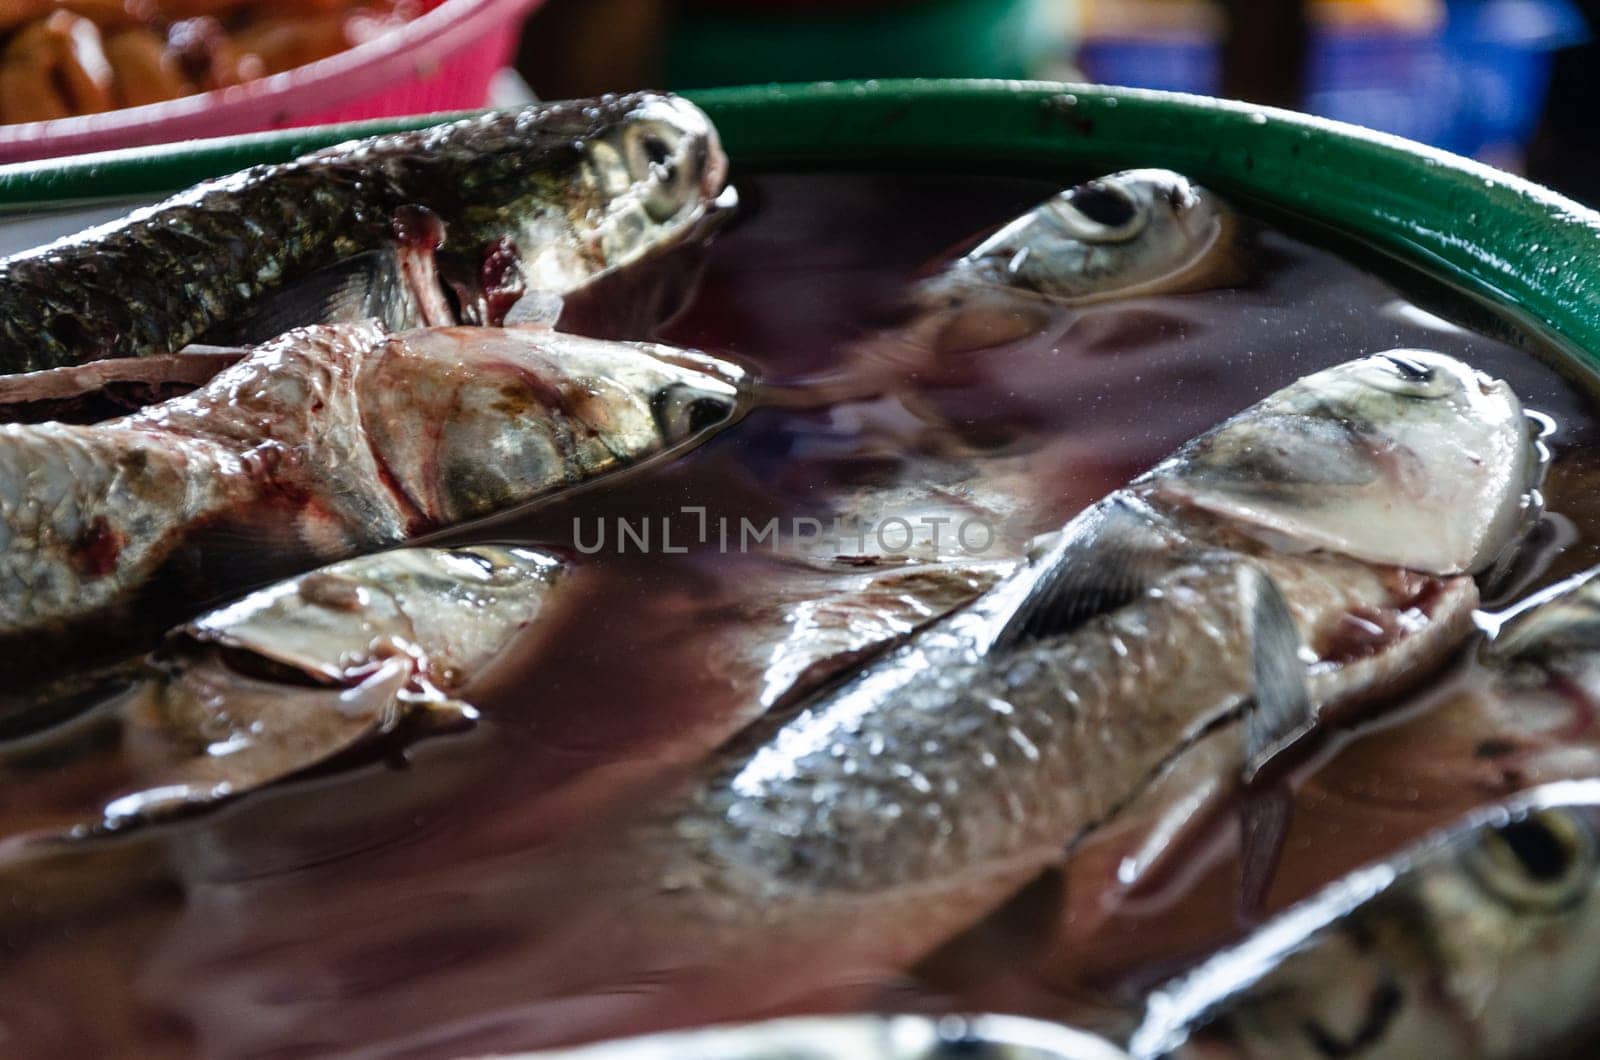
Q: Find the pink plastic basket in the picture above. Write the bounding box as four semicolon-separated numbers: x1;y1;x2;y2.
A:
0;0;545;163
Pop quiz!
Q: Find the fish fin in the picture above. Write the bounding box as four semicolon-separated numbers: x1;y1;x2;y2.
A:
1240;564;1312;784
1235;783;1293;921
203;250;417;345
504;289;566;327
992;497;1173;650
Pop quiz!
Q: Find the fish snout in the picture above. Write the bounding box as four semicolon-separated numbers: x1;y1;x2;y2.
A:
651;376;740;444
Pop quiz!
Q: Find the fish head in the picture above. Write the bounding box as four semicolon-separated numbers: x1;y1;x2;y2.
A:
941;168;1226;306
1429;782;1600;1053
359;327;744;524
528;93;732;294
1145;350;1542;575
171;546;564;694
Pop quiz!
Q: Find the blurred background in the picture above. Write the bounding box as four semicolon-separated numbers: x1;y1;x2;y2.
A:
514;0;1597;201
0;0;1597;202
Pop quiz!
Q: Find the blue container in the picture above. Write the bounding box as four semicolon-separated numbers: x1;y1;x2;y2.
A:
1080;0;1587;157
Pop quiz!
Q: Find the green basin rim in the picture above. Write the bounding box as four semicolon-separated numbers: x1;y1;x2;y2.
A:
0;79;1595;366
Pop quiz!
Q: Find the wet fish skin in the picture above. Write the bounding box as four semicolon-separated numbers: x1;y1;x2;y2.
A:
98;352;1540;1055
1144;349;1540;577
0;92;730;372
0;545;562;908
942;170;1225;303
107;545;565;829
641;351;1535;969
900;170;1230;355
514;1014;1130;1060
1130;780;1600;1060
0;322;741;642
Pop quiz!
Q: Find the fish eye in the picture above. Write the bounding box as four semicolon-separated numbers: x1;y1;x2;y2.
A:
652;384;733;441
1049;179;1149;244
1070;181;1140;228
1381;354;1436;383
1354;351;1458;399
641;134;671;168
1464;809;1598;911
623;123;682;181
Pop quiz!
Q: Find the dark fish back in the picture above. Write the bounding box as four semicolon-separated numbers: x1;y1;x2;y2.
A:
0;96;642;373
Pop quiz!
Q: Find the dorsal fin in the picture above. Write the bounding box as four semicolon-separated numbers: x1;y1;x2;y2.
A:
990;496;1181;651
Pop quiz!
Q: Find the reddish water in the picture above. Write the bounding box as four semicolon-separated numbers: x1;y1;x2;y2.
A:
1;172;1598;1056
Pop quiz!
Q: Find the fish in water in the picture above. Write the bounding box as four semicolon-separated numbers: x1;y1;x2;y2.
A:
1129;779;1600;1060
515;1013;1130;1060
0;92;733;373
0;545;564;842
0;321;740;657
172;350;1539;1055
637;352;1534;969
892;170;1233;356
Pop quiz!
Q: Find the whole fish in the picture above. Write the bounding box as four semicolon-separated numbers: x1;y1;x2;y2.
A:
0;321;740;650
1130;780;1600;1060
515;1013;1129;1060
162;350;1540;1056
0;91;732;372
894;170;1233;356
0;545;565;840
661;349;1534;918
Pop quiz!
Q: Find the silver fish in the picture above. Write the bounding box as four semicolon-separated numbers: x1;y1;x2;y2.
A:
596;351;1535;1004
0;546;563;839
898;170;1231;355
113;350;1541;1055
1130;780;1600;1060
513;1013;1129;1060
0;92;733;372
0;322;740;647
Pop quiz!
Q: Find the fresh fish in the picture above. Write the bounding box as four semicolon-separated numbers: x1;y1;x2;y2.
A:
626;351;1533;987
896;170;1232;355
1129;779;1600;1060
0;321;740;653
515;1014;1129;1060
0;545;564;840
0;92;732;372
119;351;1542;1055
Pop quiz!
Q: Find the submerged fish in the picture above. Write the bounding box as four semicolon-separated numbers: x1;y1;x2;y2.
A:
517;1014;1129;1060
0;92;732;373
1130;780;1600;1060
0;546;564;839
190;349;1539;1054
0;321;740;652
664;348;1532;905
896;170;1232;355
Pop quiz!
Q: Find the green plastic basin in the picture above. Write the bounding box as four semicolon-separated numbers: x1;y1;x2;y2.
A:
0;78;1594;363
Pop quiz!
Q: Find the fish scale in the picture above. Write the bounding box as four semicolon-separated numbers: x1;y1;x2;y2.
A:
596;351;1539;986
0;92;730;372
0;323;742;656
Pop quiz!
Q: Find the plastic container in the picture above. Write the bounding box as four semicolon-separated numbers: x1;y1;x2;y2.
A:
0;0;544;164
1079;0;1587;156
